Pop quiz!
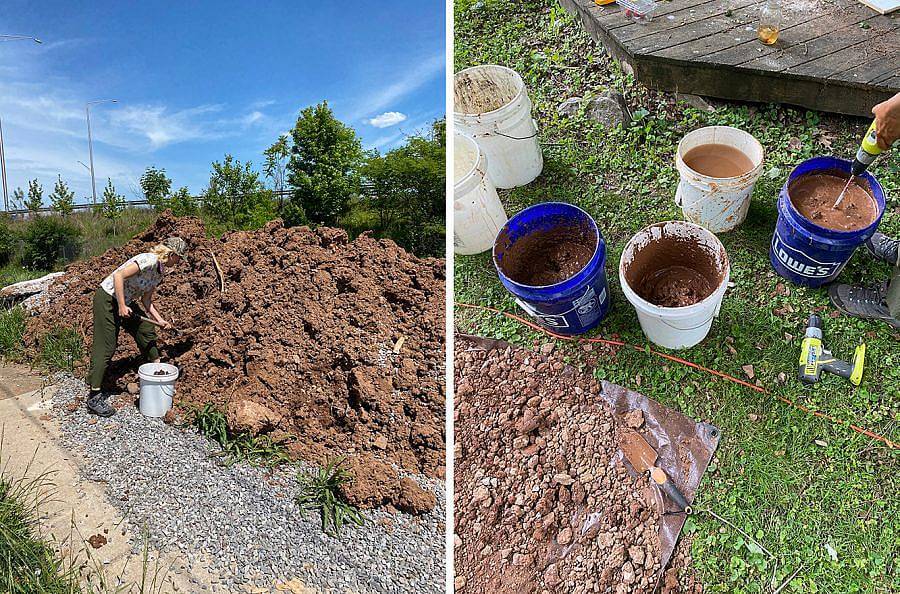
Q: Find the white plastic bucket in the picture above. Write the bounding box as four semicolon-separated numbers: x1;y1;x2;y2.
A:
454;133;508;255
675;126;764;233
137;362;179;418
619;221;730;349
454;65;543;189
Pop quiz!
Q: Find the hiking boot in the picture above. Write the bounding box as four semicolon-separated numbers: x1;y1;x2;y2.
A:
828;282;900;329
86;391;115;417
865;233;900;266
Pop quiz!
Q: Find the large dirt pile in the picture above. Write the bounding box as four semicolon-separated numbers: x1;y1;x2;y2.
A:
26;212;445;491
454;337;700;594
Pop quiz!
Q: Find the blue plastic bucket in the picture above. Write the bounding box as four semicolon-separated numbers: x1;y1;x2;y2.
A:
493;202;609;335
769;156;885;287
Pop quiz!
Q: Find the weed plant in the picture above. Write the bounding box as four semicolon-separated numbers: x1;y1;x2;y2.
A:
187;403;291;467
295;458;365;537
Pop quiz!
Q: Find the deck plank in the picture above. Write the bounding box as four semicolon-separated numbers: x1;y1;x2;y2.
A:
560;0;900;116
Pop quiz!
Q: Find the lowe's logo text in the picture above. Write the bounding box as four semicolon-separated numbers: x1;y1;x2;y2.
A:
771;233;840;278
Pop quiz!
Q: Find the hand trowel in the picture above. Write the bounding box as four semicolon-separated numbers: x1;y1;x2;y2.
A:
620;428;692;514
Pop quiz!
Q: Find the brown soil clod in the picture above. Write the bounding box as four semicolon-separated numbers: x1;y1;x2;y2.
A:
496;223;596;286
789;171;877;231
25;211;446;498
87;534;107;549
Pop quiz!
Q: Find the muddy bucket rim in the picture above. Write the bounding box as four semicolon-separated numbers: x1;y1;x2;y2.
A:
675;125;765;182
618;220;730;313
453;132;483;194
493;201;603;291
782;155;885;238
453;64;527;120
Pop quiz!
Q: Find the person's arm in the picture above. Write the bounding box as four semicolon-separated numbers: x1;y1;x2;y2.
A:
142;288;170;328
113;262;140;318
873;92;900;150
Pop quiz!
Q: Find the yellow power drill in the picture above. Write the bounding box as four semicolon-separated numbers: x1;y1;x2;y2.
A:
799;314;865;386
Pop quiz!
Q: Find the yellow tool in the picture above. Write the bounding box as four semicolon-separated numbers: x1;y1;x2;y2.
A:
799;314;865;386
851;120;887;176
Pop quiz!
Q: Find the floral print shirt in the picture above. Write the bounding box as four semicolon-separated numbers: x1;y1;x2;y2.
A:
100;253;162;304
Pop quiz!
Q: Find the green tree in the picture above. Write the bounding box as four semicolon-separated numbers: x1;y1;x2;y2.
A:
169;186;198;217
140;166;173;211
202;155;275;230
11;187;25;211
264;134;290;208
48;175;76;216
285;101;363;226
100;178;126;234
359;120;445;256
25;179;43;214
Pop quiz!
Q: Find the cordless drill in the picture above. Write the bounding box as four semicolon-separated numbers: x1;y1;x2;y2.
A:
850;120;893;176
799;314;865;386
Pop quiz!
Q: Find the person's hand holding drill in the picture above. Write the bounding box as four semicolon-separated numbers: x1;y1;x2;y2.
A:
872;92;900;150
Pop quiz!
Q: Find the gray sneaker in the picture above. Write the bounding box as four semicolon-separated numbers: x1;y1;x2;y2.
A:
865;233;899;266
828;282;900;329
86;391;115;417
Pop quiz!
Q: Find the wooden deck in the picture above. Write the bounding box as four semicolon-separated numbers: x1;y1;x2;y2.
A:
560;0;899;116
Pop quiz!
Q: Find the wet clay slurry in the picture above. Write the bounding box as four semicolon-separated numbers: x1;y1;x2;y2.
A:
499;224;596;286
683;144;754;178
639;266;713;308
624;235;723;308
789;173;877;232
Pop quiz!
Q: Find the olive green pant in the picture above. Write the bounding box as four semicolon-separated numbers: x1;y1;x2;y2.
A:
887;265;900;318
88;288;159;390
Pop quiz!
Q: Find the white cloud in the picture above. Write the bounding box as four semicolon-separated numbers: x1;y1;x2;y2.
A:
368;111;407;128
108;104;226;149
350;52;444;120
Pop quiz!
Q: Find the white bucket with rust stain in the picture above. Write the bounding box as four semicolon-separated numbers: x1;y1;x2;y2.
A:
675;126;764;233
454;65;543;189
138;362;179;417
619;221;730;350
454;132;508;254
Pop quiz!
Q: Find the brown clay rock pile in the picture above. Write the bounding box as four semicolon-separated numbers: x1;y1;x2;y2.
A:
25;212;445;510
454;336;700;593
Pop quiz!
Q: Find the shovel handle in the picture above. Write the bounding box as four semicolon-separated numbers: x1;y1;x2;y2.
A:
651;467;692;514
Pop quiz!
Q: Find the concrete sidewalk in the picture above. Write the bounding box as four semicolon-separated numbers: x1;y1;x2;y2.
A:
0;363;218;593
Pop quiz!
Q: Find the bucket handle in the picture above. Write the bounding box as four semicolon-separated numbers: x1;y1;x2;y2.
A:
480;118;540;141
656;314;714;332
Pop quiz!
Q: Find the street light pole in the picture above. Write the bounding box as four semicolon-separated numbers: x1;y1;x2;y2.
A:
0;116;8;212
0;35;42;212
85;99;117;205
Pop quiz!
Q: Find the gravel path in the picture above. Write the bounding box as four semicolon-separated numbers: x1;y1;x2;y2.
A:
50;376;445;594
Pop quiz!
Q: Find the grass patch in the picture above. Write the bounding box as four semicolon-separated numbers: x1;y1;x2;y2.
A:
38;327;83;373
295;458;365;537
0;463;80;593
455;1;899;592
0;307;27;361
187;403;291;467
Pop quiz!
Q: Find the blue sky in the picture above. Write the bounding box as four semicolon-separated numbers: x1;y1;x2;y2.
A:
0;1;445;203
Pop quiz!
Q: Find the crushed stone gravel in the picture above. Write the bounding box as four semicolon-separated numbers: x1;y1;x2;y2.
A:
50;375;444;594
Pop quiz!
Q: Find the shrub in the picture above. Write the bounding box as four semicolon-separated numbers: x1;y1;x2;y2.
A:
21;216;82;270
0;223;16;266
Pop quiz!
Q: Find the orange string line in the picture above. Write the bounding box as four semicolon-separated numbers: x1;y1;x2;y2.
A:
455;301;898;450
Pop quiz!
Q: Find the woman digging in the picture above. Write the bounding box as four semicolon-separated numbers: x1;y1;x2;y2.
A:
86;237;188;417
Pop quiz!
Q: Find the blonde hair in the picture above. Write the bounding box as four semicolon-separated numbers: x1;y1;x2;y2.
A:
150;244;176;264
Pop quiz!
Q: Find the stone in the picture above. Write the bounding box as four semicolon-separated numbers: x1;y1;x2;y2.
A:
676;93;715;112
373;435;388;449
557;527;573;546
126;382;140;395
558;91;631;127
224;399;278;434
622;561;636;584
